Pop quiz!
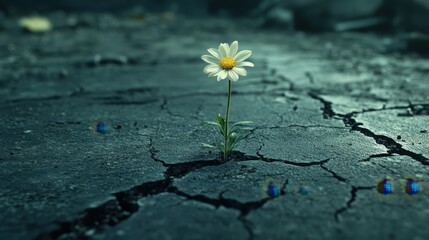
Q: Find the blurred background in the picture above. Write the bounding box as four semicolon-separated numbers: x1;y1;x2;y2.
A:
1;0;429;32
1;0;428;54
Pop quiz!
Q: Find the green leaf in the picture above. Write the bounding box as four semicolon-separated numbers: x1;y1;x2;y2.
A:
216;114;225;127
205;118;224;135
215;114;226;135
202;143;224;151
230;133;251;150
204;121;221;127
229;126;253;134
230;121;253;132
231;121;253;127
235;121;253;124
203;117;253;155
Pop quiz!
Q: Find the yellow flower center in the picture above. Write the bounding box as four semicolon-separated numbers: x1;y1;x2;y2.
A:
219;57;236;70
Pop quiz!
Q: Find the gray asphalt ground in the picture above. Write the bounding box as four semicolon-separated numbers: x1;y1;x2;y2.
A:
0;13;428;240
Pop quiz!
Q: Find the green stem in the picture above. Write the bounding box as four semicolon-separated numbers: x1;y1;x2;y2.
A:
224;80;232;161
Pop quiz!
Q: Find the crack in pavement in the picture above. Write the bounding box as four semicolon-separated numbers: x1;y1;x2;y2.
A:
249;142;376;224
169;187;268;240
239;217;255;240
159;98;185;119
307;91;429;222
102;99;160;105
306;92;428;119
154;144;290;240
159;98;206;121
247;143;332;167
34;138;225;239
320;163;347;183
345;103;429;117
168;179;289;240
333;186;374;222
342;113;429;166
250;124;347;132
166;88;289;101
359;153;393;162
36;140;291;239
308;92;429;166
253;143;349;185
148;138;225;179
6;87;87;103
34;178;173;240
287;124;347;130
307;92;337;119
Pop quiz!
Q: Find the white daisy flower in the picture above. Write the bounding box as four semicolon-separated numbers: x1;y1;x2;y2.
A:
201;41;254;81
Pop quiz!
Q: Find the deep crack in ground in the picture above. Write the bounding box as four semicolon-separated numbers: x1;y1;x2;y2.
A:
35;140;297;239
333;186;374;222
308;92;429;166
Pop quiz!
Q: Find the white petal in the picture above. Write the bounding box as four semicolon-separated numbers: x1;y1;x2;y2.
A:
207;48;221;59
236;61;254;68
217;70;227;81
201;55;219;65
234;50;252;62
228;70;239;81
208;65;222;77
233;67;247;76
229;41;238;57
209;68;222;77
218;43;229;58
204;64;221;74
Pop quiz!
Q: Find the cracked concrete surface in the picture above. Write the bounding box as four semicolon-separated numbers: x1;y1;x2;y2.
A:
0;14;428;240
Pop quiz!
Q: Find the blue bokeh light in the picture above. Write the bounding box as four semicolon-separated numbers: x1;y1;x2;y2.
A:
405;178;420;195
377;178;393;194
267;182;281;198
96;121;108;134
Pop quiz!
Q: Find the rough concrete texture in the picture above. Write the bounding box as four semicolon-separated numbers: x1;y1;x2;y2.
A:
0;13;428;240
